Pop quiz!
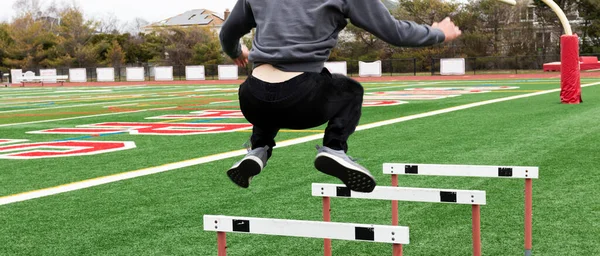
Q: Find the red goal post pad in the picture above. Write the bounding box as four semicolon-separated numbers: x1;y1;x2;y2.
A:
560;35;581;104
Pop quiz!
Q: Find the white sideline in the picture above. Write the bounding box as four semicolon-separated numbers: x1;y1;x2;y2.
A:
1;82;599;206
203;215;410;244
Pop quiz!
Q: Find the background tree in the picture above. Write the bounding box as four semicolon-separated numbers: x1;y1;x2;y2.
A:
578;0;600;53
104;40;126;67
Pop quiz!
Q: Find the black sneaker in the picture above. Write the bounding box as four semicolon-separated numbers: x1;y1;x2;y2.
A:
227;146;269;188
314;145;376;193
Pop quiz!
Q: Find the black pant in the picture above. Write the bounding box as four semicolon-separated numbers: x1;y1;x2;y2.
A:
238;69;363;158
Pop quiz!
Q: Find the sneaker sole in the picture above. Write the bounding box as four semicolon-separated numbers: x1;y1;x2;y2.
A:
227;157;263;188
314;153;376;193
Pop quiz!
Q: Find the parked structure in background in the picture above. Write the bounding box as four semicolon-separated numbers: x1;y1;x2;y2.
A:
142;9;230;34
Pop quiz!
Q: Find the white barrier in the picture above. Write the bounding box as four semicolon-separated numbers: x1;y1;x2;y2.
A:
186;65;206;81
40;69;57;83
324;61;347;76
218;65;239;80
10;69;22;84
126;67;145;82
69;68;87;83
440;58;466;75
383;163;539;179
97;68;115;82
154;66;173;81
359;61;382;77
204;215;409;256
312;183;486;205
383;163;540;256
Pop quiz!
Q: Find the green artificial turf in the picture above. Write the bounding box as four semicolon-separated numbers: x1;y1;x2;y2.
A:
1;79;599;255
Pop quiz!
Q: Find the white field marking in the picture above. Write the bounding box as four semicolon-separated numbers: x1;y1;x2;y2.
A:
53;89;113;93
312;183;487;205
366;82;442;91
0;86;199;99
0;139;29;145
356;81;600;131
209;100;238;105
0;89;193;102
193;88;238;92
203;215;410;244
103;103;139;108
0;90;237;114
0;107;178;128
383;163;539;179
1;82;598;206
0;95;149;106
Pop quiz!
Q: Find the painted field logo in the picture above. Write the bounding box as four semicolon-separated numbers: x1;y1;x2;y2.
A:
29;122;253;136
146;110;244;120
363;100;408;107
0;140;136;159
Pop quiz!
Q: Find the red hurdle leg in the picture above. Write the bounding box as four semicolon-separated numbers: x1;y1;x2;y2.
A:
323;197;332;256
391;174;402;256
525;179;533;256
472;205;481;256
217;232;227;256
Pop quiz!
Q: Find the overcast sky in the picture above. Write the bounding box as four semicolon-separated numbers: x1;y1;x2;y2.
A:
0;0;239;23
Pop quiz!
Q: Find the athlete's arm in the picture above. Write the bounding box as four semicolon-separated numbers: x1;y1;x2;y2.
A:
345;0;460;47
219;0;256;66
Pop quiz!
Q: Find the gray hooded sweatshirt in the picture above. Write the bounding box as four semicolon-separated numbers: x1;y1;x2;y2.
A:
220;0;446;73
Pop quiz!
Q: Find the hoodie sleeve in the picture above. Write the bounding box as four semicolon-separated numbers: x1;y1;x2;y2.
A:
219;0;256;59
345;0;445;47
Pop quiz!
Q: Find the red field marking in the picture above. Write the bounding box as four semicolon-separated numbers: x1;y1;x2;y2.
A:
147;110;244;120
363;100;408;107
0;141;136;159
30;122;254;135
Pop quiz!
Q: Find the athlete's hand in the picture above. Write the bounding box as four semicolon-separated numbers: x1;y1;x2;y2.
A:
233;45;249;68
432;17;462;42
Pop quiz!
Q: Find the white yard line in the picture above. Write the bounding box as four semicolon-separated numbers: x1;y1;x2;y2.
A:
0;107;178;128
0;87;198;100
366;82;442;91
0;96;188;113
0;91;238;114
2;81;598;206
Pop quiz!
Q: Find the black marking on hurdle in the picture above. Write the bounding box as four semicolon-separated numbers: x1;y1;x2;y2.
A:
440;191;457;203
233;219;250;232
405;165;419;174
498;167;513;177
336;186;352;197
355;227;375;241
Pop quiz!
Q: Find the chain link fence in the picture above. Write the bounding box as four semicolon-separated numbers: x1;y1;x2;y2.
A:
3;53;599;83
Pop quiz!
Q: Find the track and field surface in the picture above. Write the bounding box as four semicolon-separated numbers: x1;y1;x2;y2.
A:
1;77;599;255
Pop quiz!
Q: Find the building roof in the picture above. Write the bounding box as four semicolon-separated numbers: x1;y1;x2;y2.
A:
149;9;225;28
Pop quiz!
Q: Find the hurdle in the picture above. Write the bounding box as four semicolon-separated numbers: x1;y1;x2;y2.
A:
383;163;539;256
312;183;486;256
204;215;409;256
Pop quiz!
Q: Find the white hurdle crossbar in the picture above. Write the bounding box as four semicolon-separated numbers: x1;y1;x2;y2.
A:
204;215;409;256
383;163;539;179
312;183;486;256
383;163;539;256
